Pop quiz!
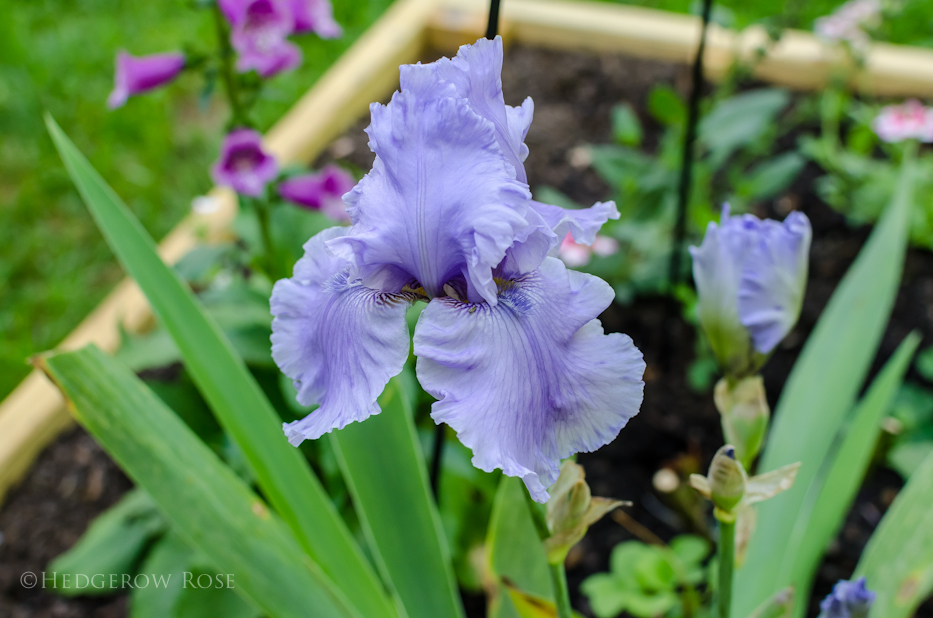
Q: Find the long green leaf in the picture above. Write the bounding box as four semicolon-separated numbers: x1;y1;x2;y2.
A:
856;450;933;618
733;154;916;615
45;115;396;618
39;346;359;618
486;477;554;618
781;332;920;617
330;378;465;618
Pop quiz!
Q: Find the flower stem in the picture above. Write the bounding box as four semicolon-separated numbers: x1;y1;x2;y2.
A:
211;2;247;126
523;489;573;618
718;517;735;618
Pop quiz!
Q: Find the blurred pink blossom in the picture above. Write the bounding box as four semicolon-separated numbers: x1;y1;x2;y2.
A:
557;232;619;267
873;100;933;143
107;51;186;109
814;0;881;47
278;164;354;221
287;0;342;38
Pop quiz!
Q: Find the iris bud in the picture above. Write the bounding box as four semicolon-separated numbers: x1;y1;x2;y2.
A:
714;376;770;468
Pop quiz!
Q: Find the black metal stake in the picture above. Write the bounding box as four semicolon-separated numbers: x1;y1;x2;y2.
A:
668;0;714;287
485;0;501;39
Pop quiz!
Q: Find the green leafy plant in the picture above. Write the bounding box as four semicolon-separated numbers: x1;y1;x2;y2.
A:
581;536;709;618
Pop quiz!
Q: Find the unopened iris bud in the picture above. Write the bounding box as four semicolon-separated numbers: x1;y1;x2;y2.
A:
690;205;811;379
107;51;186;110
691;450;800;524
714;376;770;468
543;461;628;564
707;446;747;516
818;577;875;618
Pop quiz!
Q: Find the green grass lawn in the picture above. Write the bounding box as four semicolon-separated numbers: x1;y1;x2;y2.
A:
2;0;932;401
0;0;392;399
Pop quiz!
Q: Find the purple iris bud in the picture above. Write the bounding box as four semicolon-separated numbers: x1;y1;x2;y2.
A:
287;0;342;38
211;129;278;197
278;165;354;221
818;577;875;618
107;51;186;110
220;0;302;77
690;205;811;377
270;37;644;502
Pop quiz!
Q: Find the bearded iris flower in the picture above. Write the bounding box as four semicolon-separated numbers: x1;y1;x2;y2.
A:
271;37;645;502
690;205;811;378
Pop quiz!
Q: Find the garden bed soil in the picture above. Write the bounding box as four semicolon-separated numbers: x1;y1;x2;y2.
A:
3;44;933;617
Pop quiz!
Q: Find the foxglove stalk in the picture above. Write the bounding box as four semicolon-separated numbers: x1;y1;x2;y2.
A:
818;577;875;618
212;129;278;197
271;37;644;502
690;205;811;378
107;51;186;109
278;165;354;221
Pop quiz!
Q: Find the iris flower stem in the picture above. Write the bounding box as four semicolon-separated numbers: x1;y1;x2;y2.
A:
523;489;573;618
717;517;735;618
212;2;248;126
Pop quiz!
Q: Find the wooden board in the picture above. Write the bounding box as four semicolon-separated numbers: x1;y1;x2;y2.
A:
5;0;933;505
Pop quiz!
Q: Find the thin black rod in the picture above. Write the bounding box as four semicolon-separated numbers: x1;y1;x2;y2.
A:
485;0;501;39
430;423;445;498
668;0;714;286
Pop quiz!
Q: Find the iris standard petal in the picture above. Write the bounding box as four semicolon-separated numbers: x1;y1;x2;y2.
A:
434;36;534;183
689;207;760;375
330;88;531;304
271;227;413;444
737;211;811;354
414;257;645;502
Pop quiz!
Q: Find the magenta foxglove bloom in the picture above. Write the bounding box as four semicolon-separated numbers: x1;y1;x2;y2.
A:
278;165;354;221
220;0;301;77
873;100;933;143
287;0;342;38
107;51;186;109
818;577;875;618
690;205;811;378
271;37;644;502
211;129;278;197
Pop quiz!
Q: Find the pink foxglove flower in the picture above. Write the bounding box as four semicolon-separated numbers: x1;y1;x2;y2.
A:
557;232;619;267
220;0;302;77
278;165;354;221
211;129;278;197
107;51;186;109
287;0;342;38
872;99;933;143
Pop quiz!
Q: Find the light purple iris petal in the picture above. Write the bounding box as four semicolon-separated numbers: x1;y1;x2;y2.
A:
287;0;342;37
271;226;412;444
434;36;533;183
689;206;761;374
737;211;811;354
211;129;278;197
230;0;301;77
414;257;646;502
278;164;354;221
107;51;186;110
329;85;531;304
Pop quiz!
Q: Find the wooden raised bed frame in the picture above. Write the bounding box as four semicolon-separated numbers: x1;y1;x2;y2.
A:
3;0;933;505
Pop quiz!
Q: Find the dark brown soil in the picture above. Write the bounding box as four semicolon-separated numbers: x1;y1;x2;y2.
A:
2;43;932;618
0;427;132;618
